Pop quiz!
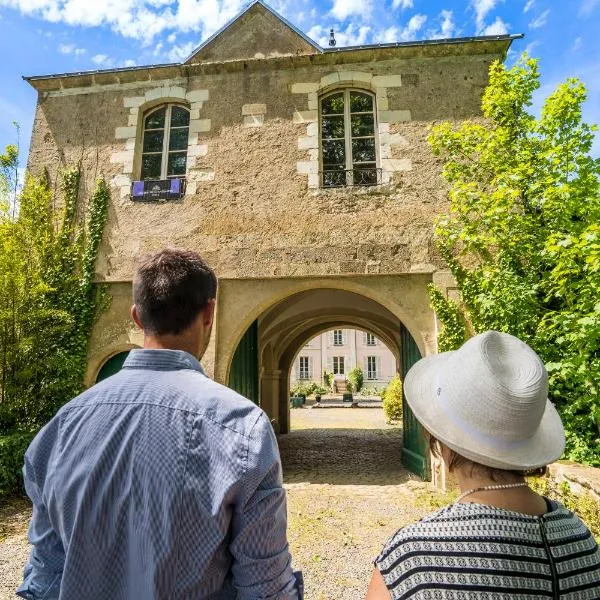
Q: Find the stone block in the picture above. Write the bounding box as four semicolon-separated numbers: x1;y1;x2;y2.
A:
293;110;317;123
127;114;138;127
338;71;372;83
380;132;409;147
144;87;166;102
297;161;318;175
320;72;340;87
291;82;320;94
242;103;267;116
190;102;204;111
378;122;390;134
307;93;318;111
243;115;264;127
189;119;211;133
307;149;319;161
378;110;412;123
115;126;137;140
190;109;200;120
186;181;197;195
186;89;209;103
124;96;145;108
191;169;215;182
376;96;389;111
188;144;208;157
373;74;402;88
125;139;136;151
307;173;320;188
112;174;131;188
298;136;318;150
381;158;412;172
110;150;134;164
122;162;134;175
306;122;318;137
168;86;186;98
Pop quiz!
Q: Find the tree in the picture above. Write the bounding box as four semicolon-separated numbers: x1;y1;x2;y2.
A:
428;56;600;465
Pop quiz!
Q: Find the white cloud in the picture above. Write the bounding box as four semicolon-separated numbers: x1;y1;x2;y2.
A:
308;23;371;47
392;0;413;9
524;40;540;55
426;9;456;39
331;0;373;21
579;0;599;15
523;0;535;12
58;42;85;55
482;16;509;35
91;53;114;67
529;8;549;29
471;0;502;31
0;0;248;43
572;36;582;51
167;41;196;61
122;59;137;67
374;13;427;43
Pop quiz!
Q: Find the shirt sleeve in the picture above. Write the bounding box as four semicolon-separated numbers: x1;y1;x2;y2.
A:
16;452;65;600
229;412;299;600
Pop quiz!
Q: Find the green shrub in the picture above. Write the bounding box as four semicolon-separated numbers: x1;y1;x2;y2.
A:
348;367;364;393
0;431;35;498
382;375;403;423
323;370;333;389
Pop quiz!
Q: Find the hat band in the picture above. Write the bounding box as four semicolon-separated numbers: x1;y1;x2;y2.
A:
435;376;536;452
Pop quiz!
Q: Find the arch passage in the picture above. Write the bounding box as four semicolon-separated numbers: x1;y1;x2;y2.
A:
96;351;130;383
226;287;430;479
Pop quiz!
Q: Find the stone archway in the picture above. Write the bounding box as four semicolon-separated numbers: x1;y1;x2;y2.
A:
220;278;433;479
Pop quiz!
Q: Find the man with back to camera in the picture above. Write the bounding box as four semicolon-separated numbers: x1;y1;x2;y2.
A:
17;248;300;600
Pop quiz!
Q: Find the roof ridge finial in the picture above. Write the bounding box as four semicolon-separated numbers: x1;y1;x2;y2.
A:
329;28;337;47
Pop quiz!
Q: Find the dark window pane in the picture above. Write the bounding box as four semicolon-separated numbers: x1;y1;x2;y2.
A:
145;107;166;129
167;152;187;176
350;92;373;113
322;140;346;166
169;128;189;151
321;116;345;139
352;138;376;163
143;130;164;153
351;114;375;138
321;93;344;115
141;154;162;179
353;163;377;186
171;106;190;127
323;168;346;188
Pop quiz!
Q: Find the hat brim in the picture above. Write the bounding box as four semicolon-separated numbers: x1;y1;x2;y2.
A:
404;352;566;471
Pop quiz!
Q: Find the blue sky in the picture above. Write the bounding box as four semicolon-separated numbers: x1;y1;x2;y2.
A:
0;0;599;164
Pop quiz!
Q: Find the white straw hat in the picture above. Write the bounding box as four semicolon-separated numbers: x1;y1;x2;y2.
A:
404;331;565;470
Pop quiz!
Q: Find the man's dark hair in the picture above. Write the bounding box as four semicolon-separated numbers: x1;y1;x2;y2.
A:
133;249;217;335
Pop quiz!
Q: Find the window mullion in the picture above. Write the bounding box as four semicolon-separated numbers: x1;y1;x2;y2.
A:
344;90;353;185
161;105;171;179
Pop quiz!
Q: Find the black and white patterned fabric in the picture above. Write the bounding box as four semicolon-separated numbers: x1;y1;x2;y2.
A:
376;501;600;599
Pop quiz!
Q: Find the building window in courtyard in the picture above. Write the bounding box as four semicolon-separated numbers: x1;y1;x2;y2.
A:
320;89;378;188
141;104;190;180
333;329;344;346
365;332;377;346
333;356;345;375
367;356;379;380
299;356;311;379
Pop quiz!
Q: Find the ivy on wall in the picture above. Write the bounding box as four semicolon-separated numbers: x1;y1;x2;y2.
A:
0;157;110;497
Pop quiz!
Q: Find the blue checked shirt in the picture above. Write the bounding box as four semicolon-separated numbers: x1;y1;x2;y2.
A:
17;349;299;600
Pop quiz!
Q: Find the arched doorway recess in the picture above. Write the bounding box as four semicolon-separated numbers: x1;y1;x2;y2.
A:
227;287;430;479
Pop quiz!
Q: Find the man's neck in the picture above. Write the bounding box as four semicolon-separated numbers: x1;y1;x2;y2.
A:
143;335;199;359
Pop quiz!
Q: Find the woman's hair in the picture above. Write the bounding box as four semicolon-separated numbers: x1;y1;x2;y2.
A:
428;435;546;481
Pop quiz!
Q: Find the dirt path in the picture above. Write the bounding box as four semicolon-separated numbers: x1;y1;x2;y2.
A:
0;408;441;599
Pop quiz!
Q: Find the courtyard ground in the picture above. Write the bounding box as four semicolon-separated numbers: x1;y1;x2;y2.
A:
0;407;445;600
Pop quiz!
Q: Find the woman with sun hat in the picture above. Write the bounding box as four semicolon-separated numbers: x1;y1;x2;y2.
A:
366;330;600;599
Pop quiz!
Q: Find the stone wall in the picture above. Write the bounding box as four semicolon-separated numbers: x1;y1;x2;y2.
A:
27;51;498;285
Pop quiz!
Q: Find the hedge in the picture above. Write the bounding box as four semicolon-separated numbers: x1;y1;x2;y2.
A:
0;431;35;498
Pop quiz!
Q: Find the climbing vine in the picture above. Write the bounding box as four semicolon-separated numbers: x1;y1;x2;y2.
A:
0;154;110;496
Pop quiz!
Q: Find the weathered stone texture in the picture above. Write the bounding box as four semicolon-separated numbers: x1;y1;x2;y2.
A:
27;53;499;284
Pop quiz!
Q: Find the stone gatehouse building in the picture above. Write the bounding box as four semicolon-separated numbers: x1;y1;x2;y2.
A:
24;0;519;477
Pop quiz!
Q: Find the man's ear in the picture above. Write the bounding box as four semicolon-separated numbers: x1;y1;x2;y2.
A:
202;299;216;328
131;305;144;330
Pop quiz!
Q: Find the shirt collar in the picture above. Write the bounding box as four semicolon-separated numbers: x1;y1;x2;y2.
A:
123;349;205;374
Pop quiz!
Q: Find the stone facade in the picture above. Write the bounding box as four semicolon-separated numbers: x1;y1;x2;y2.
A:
24;1;517;436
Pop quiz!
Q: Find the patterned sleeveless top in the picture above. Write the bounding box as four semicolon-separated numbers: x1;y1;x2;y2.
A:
375;500;600;599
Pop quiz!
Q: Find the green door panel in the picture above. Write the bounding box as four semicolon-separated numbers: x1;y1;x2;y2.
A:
400;324;430;480
96;351;130;383
228;320;259;405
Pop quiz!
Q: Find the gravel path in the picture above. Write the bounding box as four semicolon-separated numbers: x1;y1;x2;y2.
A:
0;407;440;599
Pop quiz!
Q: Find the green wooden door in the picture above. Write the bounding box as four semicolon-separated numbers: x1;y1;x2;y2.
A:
400;324;430;480
96;351;130;383
228;320;259;405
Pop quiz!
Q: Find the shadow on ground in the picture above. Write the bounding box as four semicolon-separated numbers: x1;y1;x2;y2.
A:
278;428;411;486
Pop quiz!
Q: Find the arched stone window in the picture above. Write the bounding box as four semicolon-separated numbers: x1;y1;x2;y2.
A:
320;89;378;187
141;104;190;180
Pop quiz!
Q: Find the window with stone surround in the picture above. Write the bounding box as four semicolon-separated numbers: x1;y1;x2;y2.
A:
332;356;345;375
333;329;344;346
298;356;311;380
365;332;377;346
141;104;190;180
320;89;378;187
